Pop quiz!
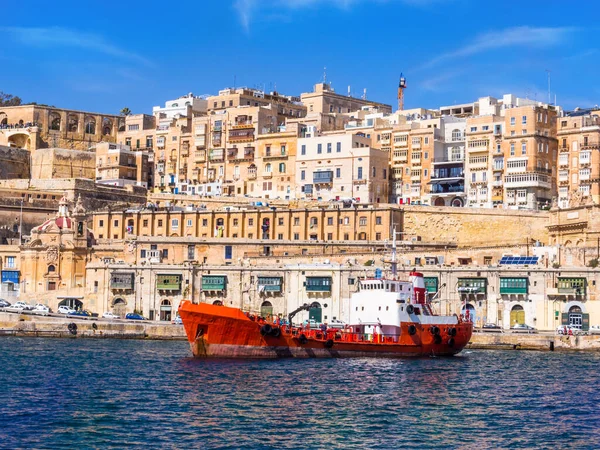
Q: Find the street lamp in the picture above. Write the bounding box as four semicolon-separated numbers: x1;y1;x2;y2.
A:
19;198;23;245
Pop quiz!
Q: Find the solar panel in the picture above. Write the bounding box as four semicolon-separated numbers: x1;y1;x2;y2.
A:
499;256;539;265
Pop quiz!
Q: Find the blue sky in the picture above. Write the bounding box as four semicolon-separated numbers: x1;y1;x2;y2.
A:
1;0;599;114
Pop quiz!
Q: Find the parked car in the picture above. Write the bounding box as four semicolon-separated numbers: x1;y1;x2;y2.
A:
482;323;502;329
68;310;92;317
0;299;11;308
32;304;51;315
57;305;76;315
102;311;120;320
590;325;600;335
556;325;581;335
172;315;183;325
6;301;32;312
125;313;146;321
511;323;537;333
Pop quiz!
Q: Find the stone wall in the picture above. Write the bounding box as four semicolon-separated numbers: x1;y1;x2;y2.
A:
0;145;30;179
31;148;96;179
401;205;550;247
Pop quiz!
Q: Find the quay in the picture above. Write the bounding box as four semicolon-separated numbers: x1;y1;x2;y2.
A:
2;311;600;352
0;312;186;340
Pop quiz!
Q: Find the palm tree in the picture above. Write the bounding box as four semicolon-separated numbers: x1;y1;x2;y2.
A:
120;107;132;116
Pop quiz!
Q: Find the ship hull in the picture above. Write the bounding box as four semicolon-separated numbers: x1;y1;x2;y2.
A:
179;302;472;359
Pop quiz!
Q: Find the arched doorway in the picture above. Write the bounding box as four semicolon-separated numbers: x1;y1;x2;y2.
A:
59;298;84;311
112;297;126;317
451;197;464;207
568;305;583;330
461;303;476;324
260;301;273;318
510;305;525;326
309;302;322;324
160;299;172;321
434;197;445;206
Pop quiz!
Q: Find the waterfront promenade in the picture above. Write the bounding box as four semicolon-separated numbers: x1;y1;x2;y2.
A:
2;311;600;352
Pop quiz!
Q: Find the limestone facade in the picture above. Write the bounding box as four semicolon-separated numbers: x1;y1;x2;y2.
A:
0;105;120;151
95;142;150;188
556;112;600;208
31;148;96;180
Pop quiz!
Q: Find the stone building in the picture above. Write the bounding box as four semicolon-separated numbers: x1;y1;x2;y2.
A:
95;142;150;188
0;105;120;151
556;110;600;208
16;196;92;309
295;132;389;203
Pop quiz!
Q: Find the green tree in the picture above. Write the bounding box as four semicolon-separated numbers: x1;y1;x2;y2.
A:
120;107;132;116
0;91;22;106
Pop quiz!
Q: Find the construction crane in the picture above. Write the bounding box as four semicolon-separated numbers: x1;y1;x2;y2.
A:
398;73;407;111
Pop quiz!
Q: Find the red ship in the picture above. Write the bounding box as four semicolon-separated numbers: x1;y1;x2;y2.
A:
179;271;473;359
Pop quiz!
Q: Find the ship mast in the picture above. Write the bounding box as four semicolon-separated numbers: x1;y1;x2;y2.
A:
391;226;397;278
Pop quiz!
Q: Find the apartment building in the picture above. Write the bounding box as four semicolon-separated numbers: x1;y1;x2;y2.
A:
556;110;600;208
502;105;557;209
295;133;389;203
252;130;298;199
428;117;467;207
95;143;150;188
207;87;306;120
301;83;392;115
465;115;504;207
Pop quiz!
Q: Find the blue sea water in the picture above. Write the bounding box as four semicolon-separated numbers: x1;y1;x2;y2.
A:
1;337;599;449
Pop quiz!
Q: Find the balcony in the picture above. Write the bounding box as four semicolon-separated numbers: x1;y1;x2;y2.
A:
229;129;255;143
156;125;170;134
353;179;367;185
429;182;464;195
431;171;463;180
209;150;224;162
467;140;489;153
558;159;569;168
195;151;206;162
157;274;182;292
232;120;253;129
580;172;591;181
393;151;408;163
263;171;273;178
433;156;464;164
313;170;333;184
559;145;570;153
411;141;421;149
468;157;488;169
227;148;238;159
394;139;408;147
248;170;257;180
491;180;503;187
504;173;551;189
581;141;600;150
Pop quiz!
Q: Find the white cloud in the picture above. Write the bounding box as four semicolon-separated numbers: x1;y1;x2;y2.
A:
0;26;153;67
417;26;576;70
233;0;442;32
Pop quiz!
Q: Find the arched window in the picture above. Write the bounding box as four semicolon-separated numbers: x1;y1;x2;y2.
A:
102;118;112;136
265;163;272;173
85;117;96;134
213;300;223;306
278;163;286;173
48;265;56;273
452;129;462;141
67;114;78;132
49;112;61;131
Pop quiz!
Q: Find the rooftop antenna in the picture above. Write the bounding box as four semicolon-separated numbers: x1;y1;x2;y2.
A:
362;88;367;100
348;85;351;97
323;66;327;84
546;69;551;105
